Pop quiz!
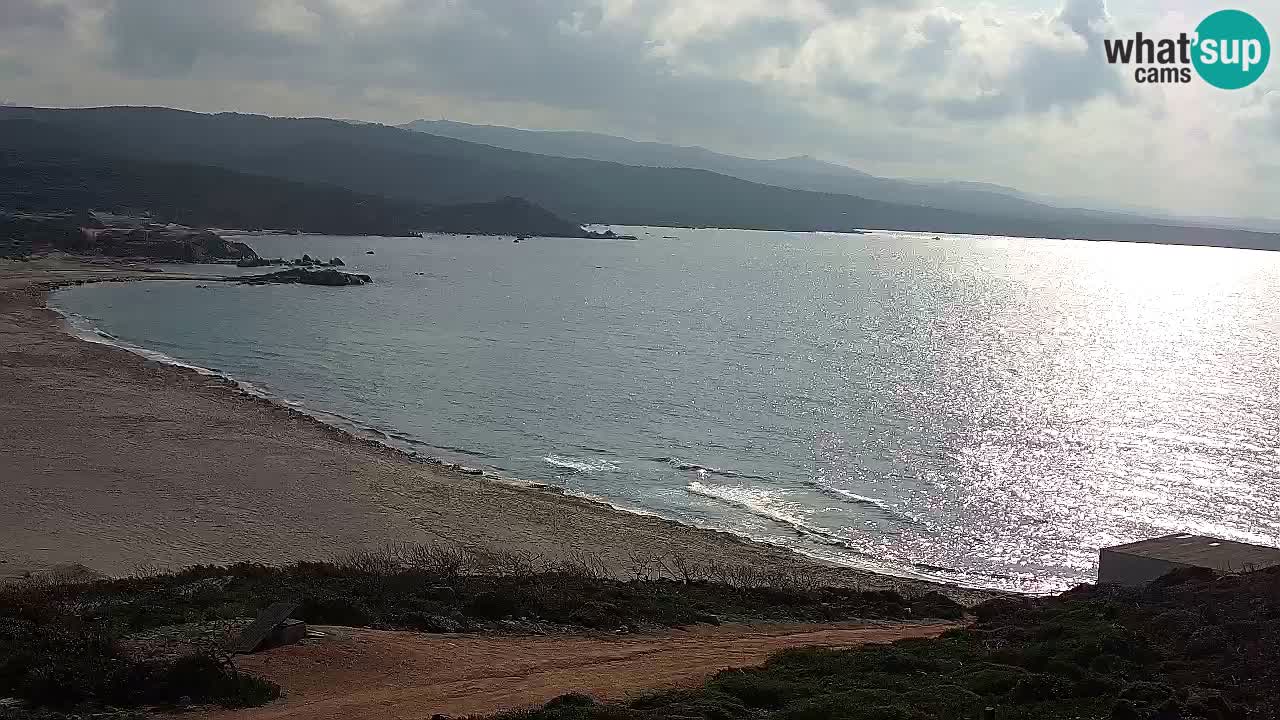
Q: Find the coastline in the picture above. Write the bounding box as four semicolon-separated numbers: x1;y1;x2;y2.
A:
0;257;996;603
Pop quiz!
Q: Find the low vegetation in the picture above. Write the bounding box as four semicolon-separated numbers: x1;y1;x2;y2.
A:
0;585;278;715
504;565;1279;720
22;545;1275;719
0;544;962;715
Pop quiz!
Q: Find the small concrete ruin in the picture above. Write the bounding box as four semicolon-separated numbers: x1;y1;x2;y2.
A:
234;600;306;654
1099;534;1280;586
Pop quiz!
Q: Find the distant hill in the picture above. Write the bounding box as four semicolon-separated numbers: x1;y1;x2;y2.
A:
418;196;587;237
403;119;1277;235
0;118;587;238
5;106;1280;251
401;119;1052;217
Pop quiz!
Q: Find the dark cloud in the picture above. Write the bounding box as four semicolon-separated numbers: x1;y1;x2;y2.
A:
90;0;873;155
91;0;1128;128
104;0;303;76
0;0;70;30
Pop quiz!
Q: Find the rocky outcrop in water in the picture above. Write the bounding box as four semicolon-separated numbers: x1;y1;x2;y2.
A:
238;268;372;286
238;255;346;268
236;256;279;268
2;211;261;263
84;226;259;263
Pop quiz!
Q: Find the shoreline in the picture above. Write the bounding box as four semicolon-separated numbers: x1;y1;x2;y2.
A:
0;257;997;603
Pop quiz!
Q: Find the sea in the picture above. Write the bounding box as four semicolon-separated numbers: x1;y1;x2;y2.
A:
49;226;1280;593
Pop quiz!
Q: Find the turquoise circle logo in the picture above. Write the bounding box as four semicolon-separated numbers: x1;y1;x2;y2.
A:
1193;10;1270;89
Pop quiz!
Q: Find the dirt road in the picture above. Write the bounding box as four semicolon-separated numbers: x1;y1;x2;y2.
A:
202;622;955;720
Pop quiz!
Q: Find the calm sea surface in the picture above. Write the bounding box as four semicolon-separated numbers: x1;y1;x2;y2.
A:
51;227;1280;592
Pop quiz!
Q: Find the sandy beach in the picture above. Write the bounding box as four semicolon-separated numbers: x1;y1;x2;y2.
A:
0;258;986;601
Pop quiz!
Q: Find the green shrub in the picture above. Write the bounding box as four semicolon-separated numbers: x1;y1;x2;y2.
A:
711;670;808;708
958;664;1027;695
298;594;373;625
1009;673;1074;704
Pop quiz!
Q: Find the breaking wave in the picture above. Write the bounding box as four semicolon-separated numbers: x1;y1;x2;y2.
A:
544;454;620;473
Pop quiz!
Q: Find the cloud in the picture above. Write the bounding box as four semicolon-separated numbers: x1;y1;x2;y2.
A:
0;0;1277;217
0;0;70;31
793;0;1128;121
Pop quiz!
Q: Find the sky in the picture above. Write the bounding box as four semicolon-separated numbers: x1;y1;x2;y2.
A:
1;0;1278;218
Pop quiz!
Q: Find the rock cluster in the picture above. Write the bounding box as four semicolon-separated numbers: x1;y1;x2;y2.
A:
238;268;372;286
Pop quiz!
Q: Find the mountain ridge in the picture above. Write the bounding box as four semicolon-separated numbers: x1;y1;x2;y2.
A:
401;118;1273;234
4;105;1279;251
0;117;591;238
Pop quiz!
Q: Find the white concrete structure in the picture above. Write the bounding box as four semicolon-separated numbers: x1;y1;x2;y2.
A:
1098;534;1280;587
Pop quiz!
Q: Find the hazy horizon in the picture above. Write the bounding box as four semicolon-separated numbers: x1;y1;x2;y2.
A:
2;0;1278;219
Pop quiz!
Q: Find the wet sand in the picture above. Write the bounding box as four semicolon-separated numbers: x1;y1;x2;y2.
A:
0;258;989;602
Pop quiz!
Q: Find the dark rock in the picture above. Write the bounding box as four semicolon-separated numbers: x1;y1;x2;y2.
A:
238;268;371;287
330;257;344;266
406;613;462;633
86;226;260;263
366;250;375;254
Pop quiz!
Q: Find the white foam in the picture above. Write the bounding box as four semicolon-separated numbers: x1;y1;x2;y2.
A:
820;486;891;509
543;454;620;473
687;480;842;543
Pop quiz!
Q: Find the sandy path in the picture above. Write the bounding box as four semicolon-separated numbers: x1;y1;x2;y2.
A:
201;622;953;719
0;259;990;604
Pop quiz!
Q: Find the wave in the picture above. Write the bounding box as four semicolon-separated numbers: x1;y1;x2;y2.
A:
544;454;620;473
670;460;771;482
670;455;910;524
687;480;1060;591
798;479;916;524
432;443;499;460
686;480;847;545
